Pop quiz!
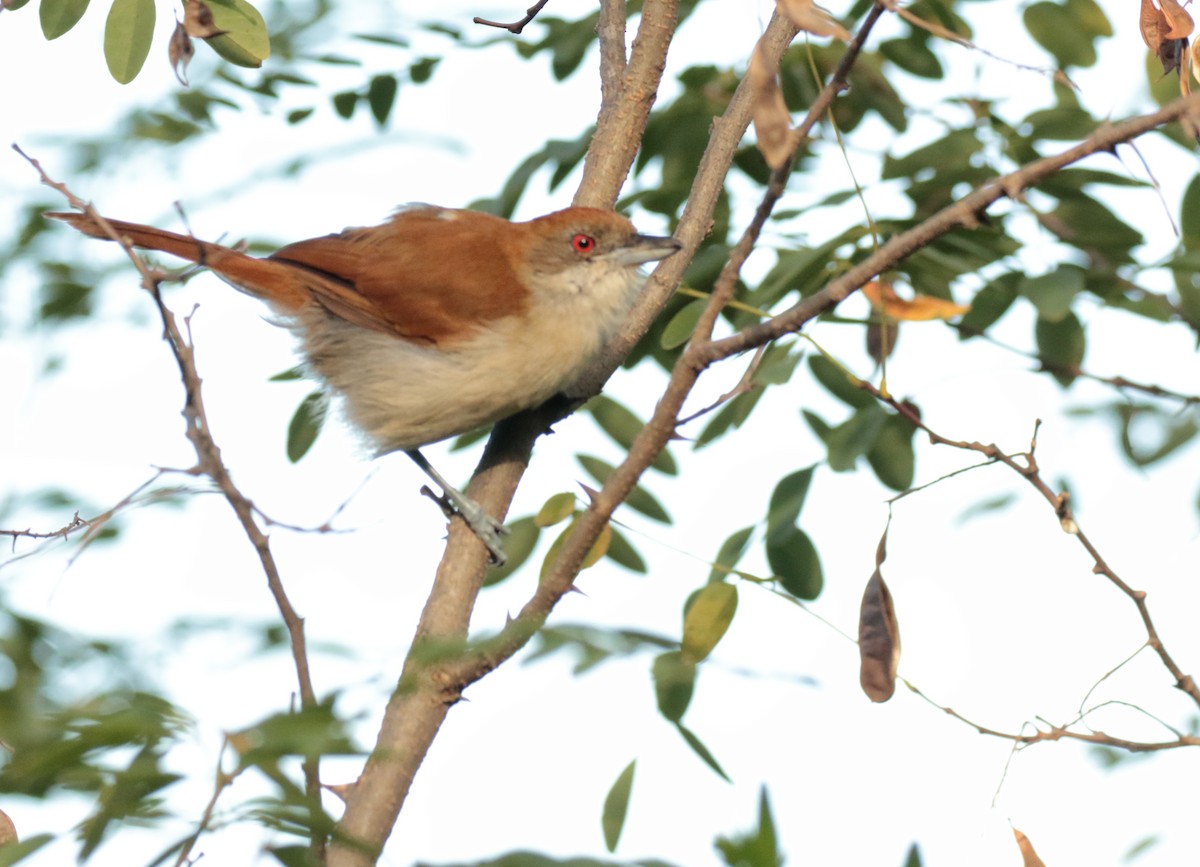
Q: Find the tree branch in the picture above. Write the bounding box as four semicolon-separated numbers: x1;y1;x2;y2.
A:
472;0;552;34
859;381;1200;709
329;3;686;863
16;145;327;862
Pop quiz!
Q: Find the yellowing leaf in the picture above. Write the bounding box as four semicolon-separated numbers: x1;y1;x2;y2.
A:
203;0;270;68
534;491;577;527
748;38;793;170
682;582;738;663
863;280;970;322
776;0;851;40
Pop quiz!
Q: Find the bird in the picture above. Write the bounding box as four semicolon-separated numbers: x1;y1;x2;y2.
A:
48;204;683;563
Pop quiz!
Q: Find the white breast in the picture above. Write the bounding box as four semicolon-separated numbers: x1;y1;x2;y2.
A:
293;262;644;452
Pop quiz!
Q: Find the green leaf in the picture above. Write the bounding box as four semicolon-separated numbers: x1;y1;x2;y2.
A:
577;456;671;524
269;366;305;382
809;355;872;408
866;414;917;491
605;526;647;574
366;74;398;126
0;834;53;866
903;842;924;867
1024;1;1100;67
40;0;89;39
204;0;271;68
482;517;539;587
695;388;765;448
1181;173;1200;251
652;651;695;722
883;128;981;181
826;405;888;472
661;298;707;349
538;518;611;581
332;90;359;118
708;526;754;583
958;494;1017;523
1066;0;1112;37
766;526;823;599
589;395;677;475
268;846;314;867
409;56;440;83
286;390;327;463
879;37;943;79
1035;312;1085;386
601;760;636;853
765;466;816;541
681;582;738;663
231;698;358;768
802;409;833;444
523;12;602;80
103;0;154;83
1116;405;1199;467
353;33;409;48
1051;195;1143;260
38;271;93;321
715;787;782;867
1019;267;1083;323
675;723;730;782
958;278;1017;337
534;492;577;528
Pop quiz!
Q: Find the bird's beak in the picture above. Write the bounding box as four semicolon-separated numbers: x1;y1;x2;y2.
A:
611;234;683;267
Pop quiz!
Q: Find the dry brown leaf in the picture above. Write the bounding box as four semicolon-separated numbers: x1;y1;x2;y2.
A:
859;528;900;703
867;319;900;366
1013;827;1048;867
184;0;226;38
169;19;195;86
0;808;16;845
776;0;852;40
1158;0;1195;39
1142;0;1194;74
1140;0;1163;52
748;38;793;170
863;280;970;321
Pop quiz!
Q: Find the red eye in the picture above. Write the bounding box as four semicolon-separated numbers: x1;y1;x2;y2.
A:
572;233;596;254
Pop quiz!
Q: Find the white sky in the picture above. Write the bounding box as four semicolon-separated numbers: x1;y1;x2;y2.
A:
2;1;1200;866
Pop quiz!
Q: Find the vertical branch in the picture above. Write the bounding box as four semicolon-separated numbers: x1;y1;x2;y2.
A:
329;6;685;865
575;0;678;207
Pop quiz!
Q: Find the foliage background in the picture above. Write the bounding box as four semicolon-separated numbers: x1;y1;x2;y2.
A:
1;0;1199;865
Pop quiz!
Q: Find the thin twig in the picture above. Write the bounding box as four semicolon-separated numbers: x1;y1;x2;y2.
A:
856;378;1200;709
1;513;91;546
173;738;243;867
473;0;552;34
18;146;328;860
675;344;767;428
905;680;1200;752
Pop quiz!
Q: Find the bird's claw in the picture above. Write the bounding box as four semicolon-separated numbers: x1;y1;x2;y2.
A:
420;484;509;566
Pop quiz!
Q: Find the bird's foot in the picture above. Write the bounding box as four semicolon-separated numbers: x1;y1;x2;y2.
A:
420;485;509;565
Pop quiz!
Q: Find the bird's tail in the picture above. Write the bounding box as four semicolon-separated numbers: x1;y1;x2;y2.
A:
46;211;311;311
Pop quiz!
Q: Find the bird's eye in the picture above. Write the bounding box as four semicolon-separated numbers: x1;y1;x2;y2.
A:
571;233;596;254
